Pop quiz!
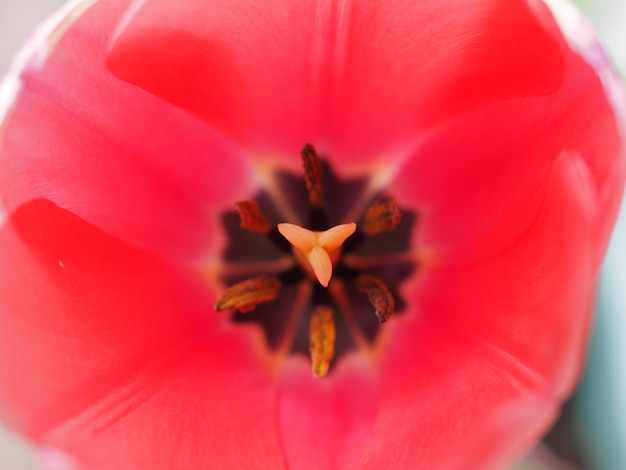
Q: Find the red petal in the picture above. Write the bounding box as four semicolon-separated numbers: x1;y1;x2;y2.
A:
108;0;563;168
392;31;624;262
276;356;377;468
363;8;626;466
0;0;255;261
371;119;624;470
350;148;602;467
0;199;285;468
361;323;560;469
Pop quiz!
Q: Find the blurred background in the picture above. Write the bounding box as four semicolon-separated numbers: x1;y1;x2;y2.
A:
0;0;625;468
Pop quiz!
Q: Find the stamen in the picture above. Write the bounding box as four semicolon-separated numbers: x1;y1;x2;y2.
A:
301;143;324;207
215;276;281;312
277;222;357;287
309;306;335;377
355;274;395;323
362;194;402;235
235;200;271;234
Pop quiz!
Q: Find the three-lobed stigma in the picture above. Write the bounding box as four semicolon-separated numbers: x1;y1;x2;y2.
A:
277;222;356;287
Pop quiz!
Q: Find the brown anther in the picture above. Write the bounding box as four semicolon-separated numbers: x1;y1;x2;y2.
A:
215;276;281;313
362;194;402;235
355;274;395;323
309;306;335;378
301;143;324;207
235;200;271;234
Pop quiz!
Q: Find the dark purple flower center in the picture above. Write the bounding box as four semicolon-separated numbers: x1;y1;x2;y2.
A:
217;145;417;374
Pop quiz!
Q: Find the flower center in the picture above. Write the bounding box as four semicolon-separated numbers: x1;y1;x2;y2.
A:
216;144;417;377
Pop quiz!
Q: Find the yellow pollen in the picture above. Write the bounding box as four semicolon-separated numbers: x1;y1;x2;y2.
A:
309;306;335;378
277;222;356;287
215;276;281;312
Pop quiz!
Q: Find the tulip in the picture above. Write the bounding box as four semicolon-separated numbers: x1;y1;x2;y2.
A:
0;0;624;468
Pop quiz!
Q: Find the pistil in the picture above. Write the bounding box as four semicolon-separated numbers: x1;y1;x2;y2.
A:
277;222;357;287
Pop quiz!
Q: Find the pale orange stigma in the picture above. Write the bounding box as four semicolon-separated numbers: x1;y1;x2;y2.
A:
277;222;356;287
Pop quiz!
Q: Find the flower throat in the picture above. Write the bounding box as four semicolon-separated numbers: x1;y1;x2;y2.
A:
216;144;417;377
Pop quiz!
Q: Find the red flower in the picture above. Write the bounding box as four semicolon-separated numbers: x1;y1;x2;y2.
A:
0;0;624;468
